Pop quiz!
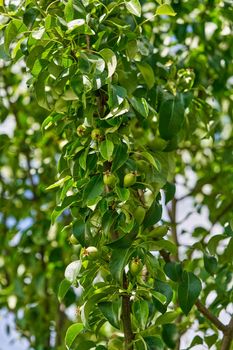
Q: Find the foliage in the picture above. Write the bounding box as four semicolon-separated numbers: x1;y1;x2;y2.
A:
0;0;232;350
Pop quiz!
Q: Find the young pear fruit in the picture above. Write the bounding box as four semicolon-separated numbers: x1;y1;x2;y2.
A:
129;257;143;276
103;172;117;187
91;128;103;141
134;206;146;225
124;173;136;187
83;246;98;260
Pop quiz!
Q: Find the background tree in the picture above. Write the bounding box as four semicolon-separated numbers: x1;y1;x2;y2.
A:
0;0;232;350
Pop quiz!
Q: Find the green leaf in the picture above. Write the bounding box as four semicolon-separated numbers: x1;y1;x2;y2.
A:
109;248;131;282
155;311;179;325
178;271;202;315
64;0;74;22
105;100;130;119
151;291;167;305
23;7;40;27
58;279;72;302
159;97;185;140
115;187;130;201
130;97;149;118
134;337;147;350
106;231;137;249
190;335;203;347
133;300;149;329
153;279;173;313
81;293;107;327
102;210;118;236
76;341;96;350
73;219;86;246
144;336;164;350
46;175;71;190
207;235;225;255
98;301;119;328
99;48;117;78
156;4;177;16
100;139;114;161
143;200;162;228
205;334;218;348
222;236;233;263
141;151;160;170
65;323;84;349
137;62;155;89
35;70;50;110
163;182;176;204
51;195;79;223
83;175;104;205
147;226;168;239
162;324;178;349
125;0;141;17
108;85;127;108
111;143;128;172
64;260;82;283
204;255;218;275
164;262;183;282
4;19;27;53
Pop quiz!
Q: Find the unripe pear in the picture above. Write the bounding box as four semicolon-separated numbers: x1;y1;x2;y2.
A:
83;246;98;260
69;234;78;245
103;172;117;187
91;128;103;141
134;206;146;225
129;257;143;276
76;125;86;137
124;173;136;187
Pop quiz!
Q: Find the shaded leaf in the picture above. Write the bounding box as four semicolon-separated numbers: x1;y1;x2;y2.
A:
100;139;114;161
83;175;104;205
143;200;162;228
133;299;149;329
204;255;218;275
137;62;155;89
98;301;120;328
4;19;27;53
159;97;185;140
109;248;131;282
73;219;86;246
130;97;149;118
58;279;72;302
111;143;128;172
164;262;183;282
178;271;202;315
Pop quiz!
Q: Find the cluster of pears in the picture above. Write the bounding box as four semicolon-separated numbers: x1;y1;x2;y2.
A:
103;171;137;188
76;124;105;142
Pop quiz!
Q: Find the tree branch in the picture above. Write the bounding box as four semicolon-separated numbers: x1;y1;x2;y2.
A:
221;316;233;350
121;272;134;350
195;300;227;333
168;198;179;260
212;200;233;226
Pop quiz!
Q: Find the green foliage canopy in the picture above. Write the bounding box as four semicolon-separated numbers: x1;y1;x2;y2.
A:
0;0;232;349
